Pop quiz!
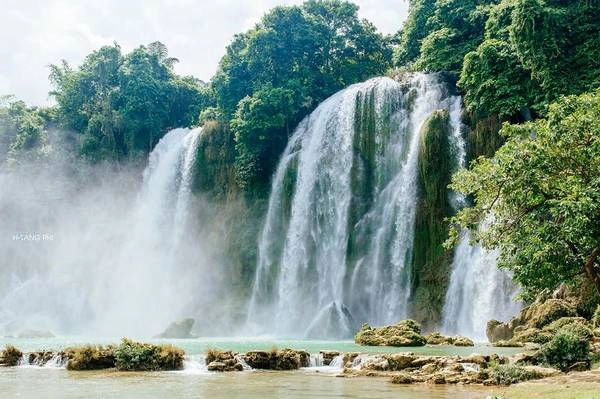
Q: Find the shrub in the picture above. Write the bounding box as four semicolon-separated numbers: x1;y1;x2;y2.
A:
536;331;590;371
558;323;593;341
113;339;185;371
489;364;541;385
1;345;23;366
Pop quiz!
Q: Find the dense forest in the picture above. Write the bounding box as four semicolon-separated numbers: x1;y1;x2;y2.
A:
1;0;599;316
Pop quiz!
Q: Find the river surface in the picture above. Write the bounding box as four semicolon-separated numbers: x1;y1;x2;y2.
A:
0;337;518;398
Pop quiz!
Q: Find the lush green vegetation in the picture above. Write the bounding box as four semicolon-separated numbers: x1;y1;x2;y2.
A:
214;0;392;191
113;338;184;371
536;330;591;371
448;90;600;298
49;42;211;162
396;0;600;120
1;0;599;322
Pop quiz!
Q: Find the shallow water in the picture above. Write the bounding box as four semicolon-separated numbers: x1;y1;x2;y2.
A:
0;337;520;398
0;367;501;399
0;336;523;356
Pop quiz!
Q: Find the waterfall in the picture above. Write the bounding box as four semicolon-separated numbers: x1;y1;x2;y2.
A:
247;74;464;338
0;127;204;337
440;106;522;340
442;230;522;340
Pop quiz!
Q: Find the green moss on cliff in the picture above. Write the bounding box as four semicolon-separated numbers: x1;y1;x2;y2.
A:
410;109;453;329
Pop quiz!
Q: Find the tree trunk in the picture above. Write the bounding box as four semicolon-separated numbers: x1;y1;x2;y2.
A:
584;246;600;294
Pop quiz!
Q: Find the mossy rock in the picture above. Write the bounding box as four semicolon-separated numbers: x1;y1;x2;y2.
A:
526;299;576;329
512;328;553;344
492;340;524;348
454;336;475;347
355;320;426;347
64;345;115;370
1;345;23;366
425;332;455;345
241;348;309;370
542;317;589;333
113;339;184;371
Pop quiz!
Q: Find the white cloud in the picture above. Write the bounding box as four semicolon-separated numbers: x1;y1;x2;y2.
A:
0;0;409;105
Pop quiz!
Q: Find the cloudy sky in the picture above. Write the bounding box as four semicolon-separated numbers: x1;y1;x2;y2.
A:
0;0;409;105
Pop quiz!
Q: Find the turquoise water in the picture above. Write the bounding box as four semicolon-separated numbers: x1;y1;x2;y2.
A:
0;336;524;356
0;336;519;398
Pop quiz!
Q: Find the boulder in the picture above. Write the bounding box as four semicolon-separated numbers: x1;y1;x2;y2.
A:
319;350;340;366
241;348;309;370
384;353;416;370
156;318;195;339
390;373;414;384
204;349;244;371
486;299;576;343
354;320;426;347
454;336;474;347
492;340;523;348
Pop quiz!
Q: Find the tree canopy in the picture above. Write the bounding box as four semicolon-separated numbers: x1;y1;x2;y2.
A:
448;90;600;298
49;41;212;161
212;0;392;190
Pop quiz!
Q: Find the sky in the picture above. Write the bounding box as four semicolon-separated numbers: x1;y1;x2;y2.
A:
0;0;409;106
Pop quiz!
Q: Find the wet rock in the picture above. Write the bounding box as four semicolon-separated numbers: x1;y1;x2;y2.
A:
207;361;227;371
410;356;439;368
354;320;426;347
28;351;55;366
342;352;359;368
242;349;309;370
384;353;416;370
64;346;115;370
427;373;446;384
156;318;195;339
453;336;474;347
0;345;23;366
361;355;389;371
390;373;414;384
320;350;340;366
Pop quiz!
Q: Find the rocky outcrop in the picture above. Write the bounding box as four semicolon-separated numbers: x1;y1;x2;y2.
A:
320;350;340;366
205;350;244;372
487;299;576;343
0;345;23;366
241;349;310;370
156;318;195;339
63;346;115;370
354;320;426;347
425;332;474;346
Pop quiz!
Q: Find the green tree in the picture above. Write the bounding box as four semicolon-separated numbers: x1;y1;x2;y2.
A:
50;42;210;161
211;0;391;190
448;90;600;298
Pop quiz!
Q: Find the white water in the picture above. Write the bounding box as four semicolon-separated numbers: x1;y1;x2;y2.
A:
248;74;473;338
0;127;208;337
441;101;521;340
442;231;521;340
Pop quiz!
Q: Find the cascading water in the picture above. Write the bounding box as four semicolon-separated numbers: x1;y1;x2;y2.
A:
440;105;522;340
442;230;521;340
248;74;468;338
0;127;206;337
